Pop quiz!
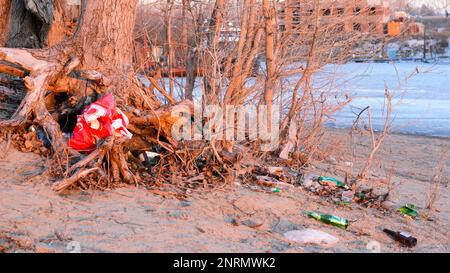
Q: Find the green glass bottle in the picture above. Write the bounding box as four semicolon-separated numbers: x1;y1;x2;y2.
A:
307;212;349;229
399;203;418;219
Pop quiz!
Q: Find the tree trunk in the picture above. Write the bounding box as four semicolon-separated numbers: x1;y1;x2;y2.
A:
6;0;66;48
181;0;191;100
0;0;11;46
203;0;224;103
181;0;189;58
263;0;276;109
185;11;202;100
262;0;276;136
46;0;67;47
164;0;174;97
73;0;137;76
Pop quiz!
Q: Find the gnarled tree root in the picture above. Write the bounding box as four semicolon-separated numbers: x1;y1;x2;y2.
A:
52;137;136;192
0;47;78;155
0;46;194;193
0;46;136;192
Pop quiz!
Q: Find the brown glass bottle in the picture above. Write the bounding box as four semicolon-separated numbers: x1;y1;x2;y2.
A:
383;228;417;247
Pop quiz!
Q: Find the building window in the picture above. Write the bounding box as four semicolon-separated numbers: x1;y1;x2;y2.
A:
322;9;331;16
337;8;345;15
369;7;377;16
293;8;301;25
354;8;361;16
353;23;361;31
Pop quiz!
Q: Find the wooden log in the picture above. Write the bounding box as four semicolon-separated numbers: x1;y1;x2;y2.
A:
53;167;99;192
0;64;25;78
0;86;24;102
0;48;51;72
130;100;193;142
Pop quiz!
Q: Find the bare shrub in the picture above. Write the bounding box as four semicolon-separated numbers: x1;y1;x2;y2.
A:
427;146;448;210
356;86;392;180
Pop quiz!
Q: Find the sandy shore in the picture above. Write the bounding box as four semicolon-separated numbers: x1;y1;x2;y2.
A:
320;127;449;222
0;129;448;253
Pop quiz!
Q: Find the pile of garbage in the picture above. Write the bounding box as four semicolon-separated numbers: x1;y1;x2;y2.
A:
244;165;421;248
245;165;392;211
299;174;390;209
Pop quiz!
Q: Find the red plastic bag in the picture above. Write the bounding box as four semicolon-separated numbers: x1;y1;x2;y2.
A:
111;108;133;139
68;94;132;152
68;116;97;152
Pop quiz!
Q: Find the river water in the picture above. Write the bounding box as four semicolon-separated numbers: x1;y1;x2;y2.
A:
155;61;450;138
323;62;450;138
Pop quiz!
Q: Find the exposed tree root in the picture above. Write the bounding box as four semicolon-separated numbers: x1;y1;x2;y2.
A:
0;44;200;194
53;167;100;192
0;1;224;195
0;46;78;155
52;137;137;192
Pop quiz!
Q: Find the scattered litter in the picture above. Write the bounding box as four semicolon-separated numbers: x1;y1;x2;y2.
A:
341;190;354;203
336;201;352;206
343;161;353;167
267;166;284;176
383;228;417;247
307;211;349;229
356;192;366;201
354;184;386;208
139;151;161;168
254;175;293;192
241;219;263;229
300;173;318;188
255;175;277;184
297;173;393;211
399;203;419;219
68;94;132;152
224;215;239;226
272;187;281;193
318;176;350;190
30;125;51;148
284;229;339;246
253;165;298;186
356;184;373;194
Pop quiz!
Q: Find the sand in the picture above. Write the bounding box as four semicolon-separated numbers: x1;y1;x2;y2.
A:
0;129;448;253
